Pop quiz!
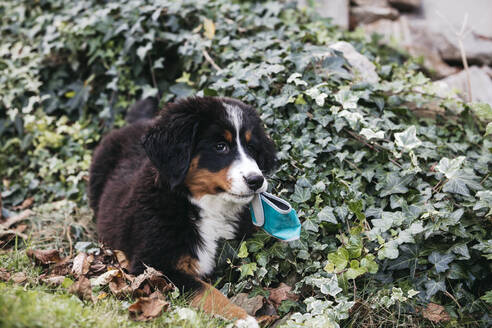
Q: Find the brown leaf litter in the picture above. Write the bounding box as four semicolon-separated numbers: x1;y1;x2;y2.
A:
128;291;169;321
26;248;63;265
422;303;451;323
267;282;299;307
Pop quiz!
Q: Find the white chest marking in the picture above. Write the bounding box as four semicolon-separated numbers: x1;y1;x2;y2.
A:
191;195;244;276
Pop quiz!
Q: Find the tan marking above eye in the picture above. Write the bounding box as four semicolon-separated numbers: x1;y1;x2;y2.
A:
245;130;252;143
224;130;233;143
185;156;231;199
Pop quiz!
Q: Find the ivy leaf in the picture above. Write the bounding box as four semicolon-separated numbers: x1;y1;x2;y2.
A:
485;122;492;136
379;173;410;197
292;185;312;203
319;275;342;297
394;126;422;151
425;279;446;299
239;263;257;280
317;206;337;224
238;242;248;258
360;128;384;140
327;248;349;272
388;244;420;278
470;103;492;122
428;252;455;273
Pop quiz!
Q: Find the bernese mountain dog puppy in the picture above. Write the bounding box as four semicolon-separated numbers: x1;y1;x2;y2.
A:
89;96;276;327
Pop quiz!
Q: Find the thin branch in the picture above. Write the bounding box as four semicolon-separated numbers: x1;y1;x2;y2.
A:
0;210;33;229
344;129;379;152
147;54;158;91
202;48;222;72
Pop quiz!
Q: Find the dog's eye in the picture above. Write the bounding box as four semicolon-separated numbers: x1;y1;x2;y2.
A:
214;142;229;154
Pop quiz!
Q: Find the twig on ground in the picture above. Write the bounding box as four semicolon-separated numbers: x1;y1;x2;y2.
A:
0;210;33;229
202;49;222;72
436;11;472;102
66;225;73;258
445;291;461;309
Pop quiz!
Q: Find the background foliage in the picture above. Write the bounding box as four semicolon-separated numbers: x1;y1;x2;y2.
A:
1;0;491;327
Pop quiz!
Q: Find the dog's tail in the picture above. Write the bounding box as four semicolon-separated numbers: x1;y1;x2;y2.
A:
125;97;159;124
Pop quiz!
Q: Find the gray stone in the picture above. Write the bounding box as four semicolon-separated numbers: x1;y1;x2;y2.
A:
350;5;399;27
440;66;492;106
388;0;421;11
329;41;380;83
419;0;492;65
298;0;349;29
361;18;458;78
352;0;388;6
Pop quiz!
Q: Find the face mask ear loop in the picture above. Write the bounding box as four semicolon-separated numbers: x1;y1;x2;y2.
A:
251;193;264;226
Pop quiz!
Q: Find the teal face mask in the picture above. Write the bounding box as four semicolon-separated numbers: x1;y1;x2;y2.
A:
249;192;301;241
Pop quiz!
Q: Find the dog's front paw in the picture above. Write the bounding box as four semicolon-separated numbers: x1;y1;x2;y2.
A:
235;315;259;328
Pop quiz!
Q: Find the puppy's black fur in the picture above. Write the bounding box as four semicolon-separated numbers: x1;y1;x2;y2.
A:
89;97;276;300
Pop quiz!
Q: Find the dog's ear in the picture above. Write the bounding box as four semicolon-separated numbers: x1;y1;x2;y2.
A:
142;120;198;190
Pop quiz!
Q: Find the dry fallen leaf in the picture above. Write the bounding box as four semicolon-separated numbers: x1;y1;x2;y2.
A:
128;293;169;321
10;272;27;284
113;250;130;270
51;257;72;276
91;269;120;287
130;266;164;291
230;293;264;316
0;268;11;281
40;274;66;286
109;275;132;297
422;303;451;323
72;252;92;276
69;276;94;302
268;283;298;307
27;249;62;265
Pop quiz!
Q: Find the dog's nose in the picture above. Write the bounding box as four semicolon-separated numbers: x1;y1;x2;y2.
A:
244;174;264;192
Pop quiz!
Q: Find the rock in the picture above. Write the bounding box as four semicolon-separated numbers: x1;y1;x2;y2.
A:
298;0;349;29
361;18;459;78
419;0;492;65
440;66;492;106
350;5;399;28
388;0;421;11
352;0;388;6
329;41;380;83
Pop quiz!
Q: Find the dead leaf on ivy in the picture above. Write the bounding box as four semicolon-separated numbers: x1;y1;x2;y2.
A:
10;272;27;284
27;248;63;265
268;283;299;307
69;276;94;302
128;293;169;321
422;303;451;323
